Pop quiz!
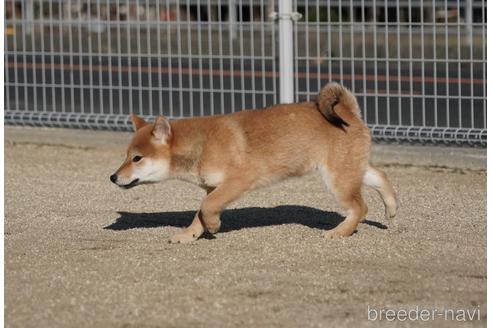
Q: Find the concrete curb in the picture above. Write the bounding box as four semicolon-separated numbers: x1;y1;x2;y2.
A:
5;126;486;170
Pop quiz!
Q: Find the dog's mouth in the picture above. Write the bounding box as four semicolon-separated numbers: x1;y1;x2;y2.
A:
120;178;140;189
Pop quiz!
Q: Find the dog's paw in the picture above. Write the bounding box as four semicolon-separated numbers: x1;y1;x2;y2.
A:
204;219;221;234
169;231;199;244
385;205;397;219
323;230;342;239
323;228;352;239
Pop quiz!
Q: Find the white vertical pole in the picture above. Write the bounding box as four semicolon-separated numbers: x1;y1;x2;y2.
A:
229;0;237;40
278;0;294;103
25;0;34;35
465;0;473;46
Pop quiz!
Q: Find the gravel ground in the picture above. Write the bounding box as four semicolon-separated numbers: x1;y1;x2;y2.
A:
5;127;486;328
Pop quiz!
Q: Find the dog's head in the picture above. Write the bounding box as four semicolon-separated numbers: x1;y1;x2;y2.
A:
110;114;172;189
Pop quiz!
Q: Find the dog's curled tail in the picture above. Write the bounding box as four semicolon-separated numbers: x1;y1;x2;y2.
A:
316;82;361;129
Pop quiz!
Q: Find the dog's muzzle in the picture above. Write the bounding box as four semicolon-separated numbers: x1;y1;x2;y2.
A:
110;174;139;189
121;178;140;189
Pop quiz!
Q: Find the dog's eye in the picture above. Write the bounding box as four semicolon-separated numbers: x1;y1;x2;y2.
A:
132;155;143;162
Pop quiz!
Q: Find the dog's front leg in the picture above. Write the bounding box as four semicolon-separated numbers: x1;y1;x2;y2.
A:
199;178;253;234
169;187;215;244
168;213;205;244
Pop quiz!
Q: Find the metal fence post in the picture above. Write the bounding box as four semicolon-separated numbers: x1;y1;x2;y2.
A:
278;0;294;103
229;0;237;40
465;0;473;46
25;0;34;35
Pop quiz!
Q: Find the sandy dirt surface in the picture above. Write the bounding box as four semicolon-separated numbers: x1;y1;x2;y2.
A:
5;127;486;327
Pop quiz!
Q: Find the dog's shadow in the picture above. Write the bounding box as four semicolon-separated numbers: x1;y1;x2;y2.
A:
104;205;387;233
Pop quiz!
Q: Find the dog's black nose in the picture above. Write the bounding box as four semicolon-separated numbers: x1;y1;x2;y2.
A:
110;174;118;183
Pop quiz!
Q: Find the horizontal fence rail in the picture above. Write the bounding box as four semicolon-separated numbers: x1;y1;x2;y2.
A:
4;0;487;146
292;0;486;145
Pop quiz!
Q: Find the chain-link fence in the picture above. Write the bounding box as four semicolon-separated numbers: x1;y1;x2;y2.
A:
4;0;487;145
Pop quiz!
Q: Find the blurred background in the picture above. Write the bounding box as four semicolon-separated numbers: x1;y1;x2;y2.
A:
4;0;487;145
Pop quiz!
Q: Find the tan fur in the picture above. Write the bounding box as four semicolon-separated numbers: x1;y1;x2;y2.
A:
316;82;361;129
111;83;398;243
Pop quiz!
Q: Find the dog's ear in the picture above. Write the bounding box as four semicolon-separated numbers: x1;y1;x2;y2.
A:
152;116;172;143
131;113;147;131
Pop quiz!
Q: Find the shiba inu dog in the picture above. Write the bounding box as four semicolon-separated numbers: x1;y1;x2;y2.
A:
110;83;398;243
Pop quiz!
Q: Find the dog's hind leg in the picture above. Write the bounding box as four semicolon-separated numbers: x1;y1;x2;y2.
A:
319;165;367;238
363;165;398;219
